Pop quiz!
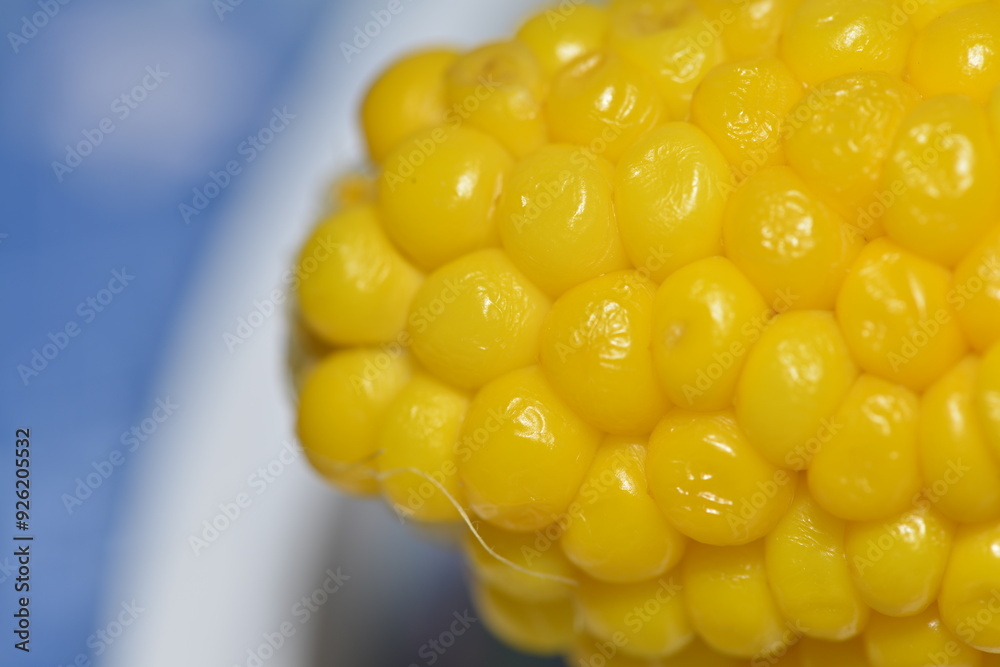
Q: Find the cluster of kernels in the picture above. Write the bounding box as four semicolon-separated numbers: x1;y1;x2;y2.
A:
292;0;1000;664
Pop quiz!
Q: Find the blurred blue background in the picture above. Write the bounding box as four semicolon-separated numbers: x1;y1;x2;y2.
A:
0;1;335;663
0;0;564;665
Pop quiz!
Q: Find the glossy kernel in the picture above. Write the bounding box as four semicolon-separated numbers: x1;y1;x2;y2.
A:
881;95;1000;268
808;374;922;522
693;0;802;59
608;0;726;119
908;3;1000;105
445;40;548;158
615;123;732;282
845;504;954;617
723;166;863;310
296;349;412;495
682;540;790;658
540;270;669;434
735;311;858;470
375;373;468;522
766;486;871;641
457;366;601;532
864;607;984;667
646;410;796;545
546;49;663;163
361;49;457;162
652;256;770;411
783;72;921;227
691;57;803;173
296;205;423;346
559;437;687;583
953;224;1000;353
779;0;914;85
497;144;629;297
919;357;1000;524
940;521;1000;653
836;238;968;391
408;249;549;390
516;3;610;76
379;125;512;271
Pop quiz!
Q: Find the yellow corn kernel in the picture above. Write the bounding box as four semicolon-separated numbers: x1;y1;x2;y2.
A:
723;167;863;310
798;637;868;667
296;349;412;495
783;73;921;228
953;224;1000;353
445;41;547;158
919;357;1000;523
864;607;984;667
540;270;669;434
845;504;954;617
808;374;922;522
545;49;663;163
940;521;1000;653
977;341;1000;463
615;123;732;282
908;3;1000;105
516;3;610;76
379;125;512;271
836;238;968;391
560;436;687;583
464;520;576;602
577;574;694;659
647;410;796;545
296;205;423;346
457;366;601;532
407;249;549;390
766;486;870;641
735;311;858;470
882;95;1000;267
691;57;802;172
375;373;468;522
472;580;576;655
652;256;769;411
682;540;790;659
779;0;913;85
693;0;802;59
608;0;726;119
497;144;629;297
361;49;457;163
